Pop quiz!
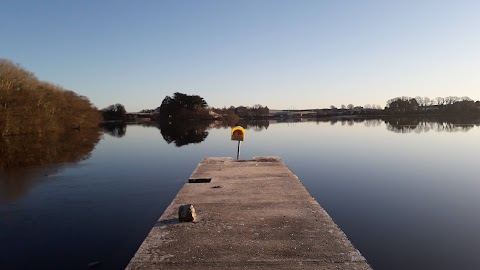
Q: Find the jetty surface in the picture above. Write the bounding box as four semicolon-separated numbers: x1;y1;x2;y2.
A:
126;157;371;269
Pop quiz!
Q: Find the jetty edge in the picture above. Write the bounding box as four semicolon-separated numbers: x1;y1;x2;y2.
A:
126;156;371;269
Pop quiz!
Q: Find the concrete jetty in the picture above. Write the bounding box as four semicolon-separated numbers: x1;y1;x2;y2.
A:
126;157;371;269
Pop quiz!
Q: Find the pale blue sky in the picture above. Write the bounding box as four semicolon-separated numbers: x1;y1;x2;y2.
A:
1;0;479;111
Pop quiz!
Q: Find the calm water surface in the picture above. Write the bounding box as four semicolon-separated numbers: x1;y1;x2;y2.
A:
1;118;480;269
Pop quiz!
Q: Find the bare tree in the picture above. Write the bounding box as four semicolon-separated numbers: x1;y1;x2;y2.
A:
435;97;445;106
0;58;101;136
415;96;431;111
444;96;459;105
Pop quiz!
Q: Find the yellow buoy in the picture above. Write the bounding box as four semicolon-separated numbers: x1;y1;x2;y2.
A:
231;126;245;141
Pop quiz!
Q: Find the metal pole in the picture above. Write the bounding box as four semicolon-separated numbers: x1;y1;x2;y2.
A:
237;141;241;160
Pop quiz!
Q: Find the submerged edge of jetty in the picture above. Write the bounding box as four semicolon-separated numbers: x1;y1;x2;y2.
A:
126;157;371;269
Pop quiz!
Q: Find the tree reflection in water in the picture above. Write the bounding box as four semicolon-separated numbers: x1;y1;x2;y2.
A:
157;119;270;147
212;120;270;131
2;117;477;201
383;116;480;133
237;120;270;131
158;120;210;147
0;129;101;201
101;123;127;138
318;116;480;133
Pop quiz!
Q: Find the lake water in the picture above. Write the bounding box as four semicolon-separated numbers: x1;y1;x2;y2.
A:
1;117;480;269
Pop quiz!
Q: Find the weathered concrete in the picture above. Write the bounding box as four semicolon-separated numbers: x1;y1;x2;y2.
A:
126;157;371;269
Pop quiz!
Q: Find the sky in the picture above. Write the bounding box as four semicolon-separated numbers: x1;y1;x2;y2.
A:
1;0;479;111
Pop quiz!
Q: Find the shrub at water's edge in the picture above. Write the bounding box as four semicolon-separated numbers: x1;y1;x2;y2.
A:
0;59;101;136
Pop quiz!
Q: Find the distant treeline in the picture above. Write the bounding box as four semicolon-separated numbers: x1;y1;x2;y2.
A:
123;92;269;123
384;96;480;114
211;105;269;123
127;92;268;123
0;59;101;136
132;93;480;123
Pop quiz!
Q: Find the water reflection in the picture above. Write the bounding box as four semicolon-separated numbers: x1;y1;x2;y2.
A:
136;116;480;148
314;116;480;133
383;116;479;133
238;120;270;131
212;120;270;131
327;118;364;126
3;116;475;202
0;129;101;201
1;116;480;270
101;123;127;138
158;120;210;147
